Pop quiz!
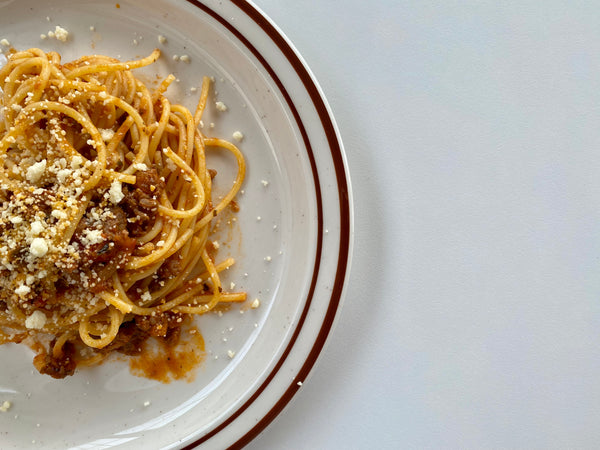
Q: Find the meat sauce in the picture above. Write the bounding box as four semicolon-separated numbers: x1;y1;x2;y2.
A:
34;313;206;382
108;312;206;383
32;170;206;381
127;325;206;383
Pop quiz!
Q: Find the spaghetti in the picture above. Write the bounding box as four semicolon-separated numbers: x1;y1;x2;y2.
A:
0;48;246;378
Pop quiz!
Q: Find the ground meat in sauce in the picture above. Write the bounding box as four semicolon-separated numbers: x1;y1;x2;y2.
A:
144;255;184;292
158;256;181;280
135;311;185;338
32;313;188;379
63;170;165;290
229;199;240;212
121;169;165;237
68;205;136;292
32;340;77;379
29;170;179;377
28;188;56;217
101;312;186;357
102;321;147;356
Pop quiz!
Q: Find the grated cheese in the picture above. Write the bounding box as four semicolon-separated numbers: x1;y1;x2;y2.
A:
132;163;148;171
108;180;124;204
26;160;47;183
99;128;114;142
30;221;45;236
25;310;47;329
15;284;31;297
51;209;67;220
55;168;72;184
71;155;83;169
53;26;69;42
81;229;103;246
29;238;49;258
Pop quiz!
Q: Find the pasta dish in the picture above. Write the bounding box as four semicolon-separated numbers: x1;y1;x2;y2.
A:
0;48;246;378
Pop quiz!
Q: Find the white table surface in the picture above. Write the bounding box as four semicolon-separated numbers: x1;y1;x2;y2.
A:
247;1;600;449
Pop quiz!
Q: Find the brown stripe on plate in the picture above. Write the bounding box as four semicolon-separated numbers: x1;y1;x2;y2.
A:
180;1;352;448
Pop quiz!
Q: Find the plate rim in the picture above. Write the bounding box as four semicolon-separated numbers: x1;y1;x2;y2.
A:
0;0;353;447
178;1;353;448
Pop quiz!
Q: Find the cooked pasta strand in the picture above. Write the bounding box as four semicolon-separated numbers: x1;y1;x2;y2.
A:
0;48;246;378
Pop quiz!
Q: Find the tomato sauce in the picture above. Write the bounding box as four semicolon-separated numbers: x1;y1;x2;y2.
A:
128;326;206;383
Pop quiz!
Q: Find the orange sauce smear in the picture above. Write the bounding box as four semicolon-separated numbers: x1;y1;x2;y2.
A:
128;326;206;383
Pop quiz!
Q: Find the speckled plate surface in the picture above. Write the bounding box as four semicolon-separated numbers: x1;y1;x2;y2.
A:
0;0;352;448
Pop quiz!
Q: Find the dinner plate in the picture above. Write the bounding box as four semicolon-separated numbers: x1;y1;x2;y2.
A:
0;0;352;448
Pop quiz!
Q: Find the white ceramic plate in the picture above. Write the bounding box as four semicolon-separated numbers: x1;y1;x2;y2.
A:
0;0;352;448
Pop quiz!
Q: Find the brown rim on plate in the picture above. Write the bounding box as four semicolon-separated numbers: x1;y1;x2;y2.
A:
180;1;352;449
